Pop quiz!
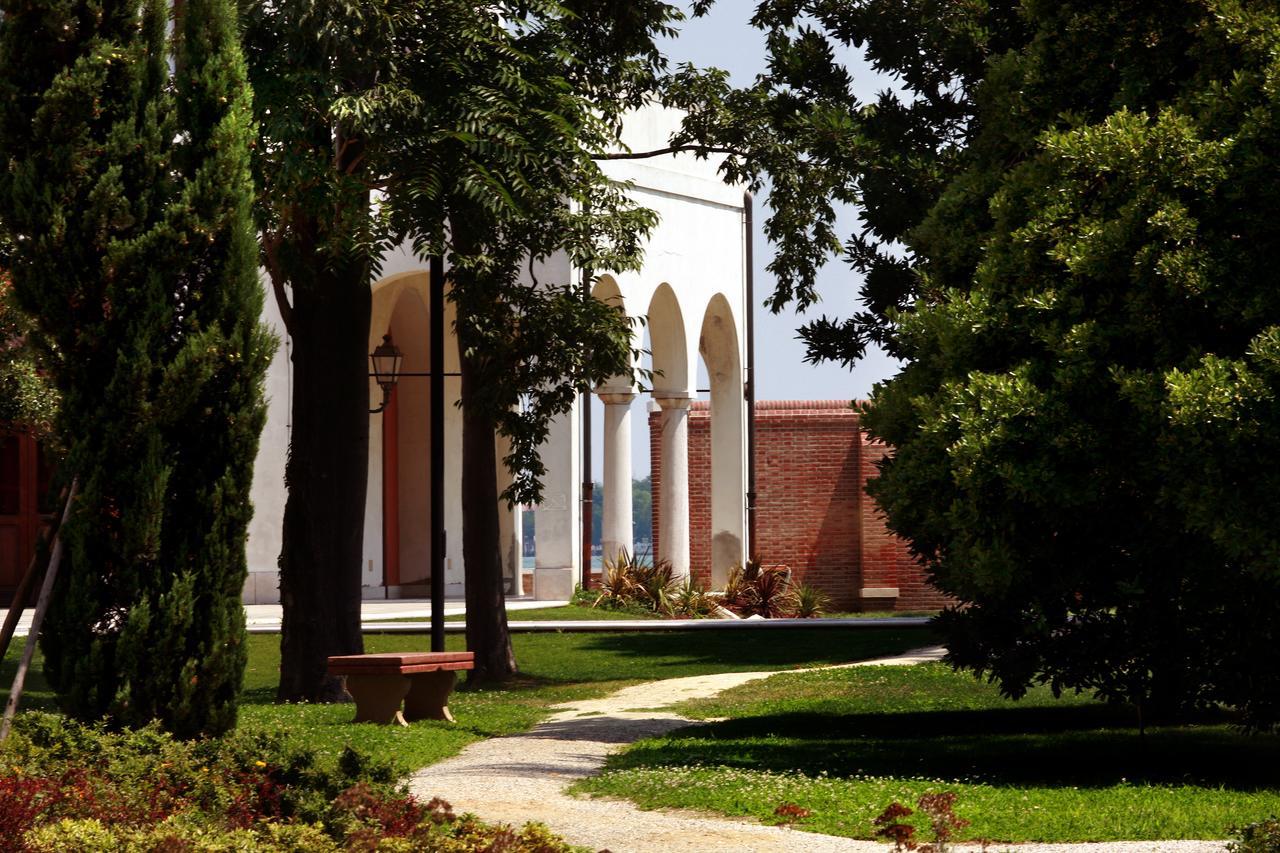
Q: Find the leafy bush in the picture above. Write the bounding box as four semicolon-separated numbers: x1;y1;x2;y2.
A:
0;713;580;851
1229;816;1280;853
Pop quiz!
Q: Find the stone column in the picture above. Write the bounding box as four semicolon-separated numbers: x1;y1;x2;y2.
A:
655;393;693;579
533;404;580;600
597;390;636;564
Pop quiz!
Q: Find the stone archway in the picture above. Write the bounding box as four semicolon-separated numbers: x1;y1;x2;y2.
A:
647;282;693;579
591;275;638;564
699;293;746;587
368;279;433;593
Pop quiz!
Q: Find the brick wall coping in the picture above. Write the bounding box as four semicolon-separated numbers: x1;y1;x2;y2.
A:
686;399;866;413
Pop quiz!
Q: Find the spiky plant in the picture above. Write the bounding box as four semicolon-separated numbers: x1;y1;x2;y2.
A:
791;583;832;619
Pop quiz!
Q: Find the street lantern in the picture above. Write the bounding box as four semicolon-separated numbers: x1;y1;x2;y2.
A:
369;334;403;414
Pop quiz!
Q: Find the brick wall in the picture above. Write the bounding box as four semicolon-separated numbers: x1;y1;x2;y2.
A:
649;400;946;611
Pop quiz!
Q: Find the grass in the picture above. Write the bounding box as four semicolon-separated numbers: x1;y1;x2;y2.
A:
572;662;1280;842
2;626;932;777
444;604;661;621
824;610;938;619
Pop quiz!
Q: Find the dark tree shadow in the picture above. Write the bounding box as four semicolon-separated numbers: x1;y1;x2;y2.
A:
610;705;1280;790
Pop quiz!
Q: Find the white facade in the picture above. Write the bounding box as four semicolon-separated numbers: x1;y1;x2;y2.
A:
242;106;749;604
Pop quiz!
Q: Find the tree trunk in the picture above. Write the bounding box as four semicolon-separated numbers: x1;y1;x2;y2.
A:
277;260;371;702
460;349;516;684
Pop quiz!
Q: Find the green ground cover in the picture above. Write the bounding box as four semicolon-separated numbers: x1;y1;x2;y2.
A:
573;662;1280;842
443;603;661;621
386;605;934;623
2;626;931;776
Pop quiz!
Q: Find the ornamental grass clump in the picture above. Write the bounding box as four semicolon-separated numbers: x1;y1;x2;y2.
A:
723;561;797;618
586;550;714;618
791;583;831;618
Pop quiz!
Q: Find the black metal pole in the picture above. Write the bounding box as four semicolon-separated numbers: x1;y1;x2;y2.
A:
581;262;594;590
430;255;446;652
744;192;758;561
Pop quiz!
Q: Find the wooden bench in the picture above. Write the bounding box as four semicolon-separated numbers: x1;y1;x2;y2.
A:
327;652;474;725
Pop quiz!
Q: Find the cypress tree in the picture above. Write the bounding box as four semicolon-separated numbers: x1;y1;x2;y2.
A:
114;0;271;737
0;0;269;736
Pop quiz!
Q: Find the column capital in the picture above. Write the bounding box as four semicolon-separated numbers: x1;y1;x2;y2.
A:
595;388;637;406
653;392;695;411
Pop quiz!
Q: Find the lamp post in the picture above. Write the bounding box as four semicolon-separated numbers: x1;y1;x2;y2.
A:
369;334;404;414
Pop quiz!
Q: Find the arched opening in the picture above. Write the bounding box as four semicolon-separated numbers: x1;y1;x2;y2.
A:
589;275;638;567
647;282;689;396
384;285;432;588
366;274;435;596
646;282;693;578
699;293;746;587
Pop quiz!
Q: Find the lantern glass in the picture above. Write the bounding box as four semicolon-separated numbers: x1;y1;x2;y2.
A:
370;334;403;392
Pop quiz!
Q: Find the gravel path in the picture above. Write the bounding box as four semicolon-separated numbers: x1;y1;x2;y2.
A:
407;647;1226;853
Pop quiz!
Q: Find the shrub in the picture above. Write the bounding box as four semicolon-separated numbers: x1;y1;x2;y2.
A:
629;559;677;615
586;550;689;617
5;713;583;851
1229;816;1280;853
724;561;797;618
873;793;970;852
671;577;718;618
792;583;831;618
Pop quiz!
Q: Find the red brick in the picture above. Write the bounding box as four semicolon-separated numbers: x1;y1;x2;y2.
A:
649;400;947;611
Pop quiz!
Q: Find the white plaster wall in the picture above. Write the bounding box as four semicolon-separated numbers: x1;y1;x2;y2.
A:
365;269;467;597
243;104;748;603
243;275;290;604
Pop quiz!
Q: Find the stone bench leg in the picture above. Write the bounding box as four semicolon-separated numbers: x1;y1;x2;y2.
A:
342;674;410;726
403;670;458;723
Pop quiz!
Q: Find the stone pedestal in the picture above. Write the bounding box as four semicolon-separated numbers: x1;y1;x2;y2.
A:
533;566;575;601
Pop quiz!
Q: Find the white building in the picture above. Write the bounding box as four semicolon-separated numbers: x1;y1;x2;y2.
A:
241;107;751;604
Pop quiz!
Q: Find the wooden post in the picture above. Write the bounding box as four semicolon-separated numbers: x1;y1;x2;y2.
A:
1;477;77;742
0;553;40;667
0;486;70;663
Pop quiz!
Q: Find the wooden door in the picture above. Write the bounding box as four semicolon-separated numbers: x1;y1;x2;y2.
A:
0;432;32;592
0;431;53;597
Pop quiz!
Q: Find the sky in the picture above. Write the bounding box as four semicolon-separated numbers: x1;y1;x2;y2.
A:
589;2;901;480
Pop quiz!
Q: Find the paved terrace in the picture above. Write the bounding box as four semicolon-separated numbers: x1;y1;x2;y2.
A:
6;598;931;638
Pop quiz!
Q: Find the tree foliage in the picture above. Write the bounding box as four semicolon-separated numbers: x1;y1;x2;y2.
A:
0;0;271;735
242;0;678;691
685;0;1280;726
0;268;58;434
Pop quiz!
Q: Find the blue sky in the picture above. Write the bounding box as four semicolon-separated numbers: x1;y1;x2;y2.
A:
590;2;901;480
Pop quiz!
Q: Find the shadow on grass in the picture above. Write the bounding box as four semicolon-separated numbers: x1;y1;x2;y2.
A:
0;646;58;712
563;628;935;673
615;704;1280;790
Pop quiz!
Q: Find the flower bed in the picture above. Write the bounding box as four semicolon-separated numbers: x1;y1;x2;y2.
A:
1;713;577;852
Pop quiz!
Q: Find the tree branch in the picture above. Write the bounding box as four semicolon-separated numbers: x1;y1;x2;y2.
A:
262;231;294;336
593;144;746;160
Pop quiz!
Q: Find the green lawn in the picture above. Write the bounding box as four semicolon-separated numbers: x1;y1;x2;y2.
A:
572;662;1280;842
445;603;661;621
2;626;932;777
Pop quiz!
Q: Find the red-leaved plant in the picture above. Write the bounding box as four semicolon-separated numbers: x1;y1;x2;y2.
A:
916;791;970;853
874;792;971;853
873;801;916;851
773;802;812;826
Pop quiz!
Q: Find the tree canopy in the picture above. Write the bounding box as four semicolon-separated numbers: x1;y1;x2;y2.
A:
241;0;682;692
0;0;271;735
680;0;1280;727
